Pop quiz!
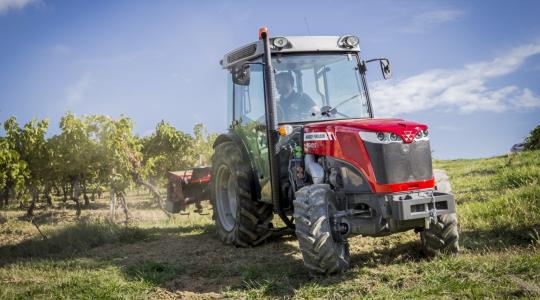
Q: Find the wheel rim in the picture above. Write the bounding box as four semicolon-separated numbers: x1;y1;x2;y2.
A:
328;200;349;263
215;165;237;232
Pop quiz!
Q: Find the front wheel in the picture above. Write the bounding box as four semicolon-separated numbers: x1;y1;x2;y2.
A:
293;184;350;274
420;213;460;255
420;169;460;255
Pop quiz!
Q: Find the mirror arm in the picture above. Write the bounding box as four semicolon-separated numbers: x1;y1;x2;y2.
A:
364;57;391;80
365;58;387;63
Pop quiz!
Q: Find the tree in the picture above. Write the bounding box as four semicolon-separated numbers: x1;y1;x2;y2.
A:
87;115;135;223
47;134;68;204
56;112;105;208
1;113;218;219
192;123;218;166
524;124;540;150
3;117;50;216
140;122;216;182
0;133;28;208
141;120;195;184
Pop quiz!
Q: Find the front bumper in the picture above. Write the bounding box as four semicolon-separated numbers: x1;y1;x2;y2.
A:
389;191;456;220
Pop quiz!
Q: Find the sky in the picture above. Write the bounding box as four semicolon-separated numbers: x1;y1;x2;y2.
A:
0;0;539;159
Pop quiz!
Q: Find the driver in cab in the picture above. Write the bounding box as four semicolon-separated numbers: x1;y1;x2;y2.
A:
275;72;317;121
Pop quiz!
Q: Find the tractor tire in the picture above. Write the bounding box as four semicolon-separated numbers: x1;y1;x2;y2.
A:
211;141;273;247
293;184;350;275
420;213;460;256
420;169;459;256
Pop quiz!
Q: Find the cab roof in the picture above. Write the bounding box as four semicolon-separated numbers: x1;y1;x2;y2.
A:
220;35;361;69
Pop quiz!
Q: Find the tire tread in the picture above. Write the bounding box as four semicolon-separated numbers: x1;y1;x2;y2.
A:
211;142;273;247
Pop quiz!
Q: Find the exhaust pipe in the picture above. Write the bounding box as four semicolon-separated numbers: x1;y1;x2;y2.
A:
260;27;294;229
305;154;325;184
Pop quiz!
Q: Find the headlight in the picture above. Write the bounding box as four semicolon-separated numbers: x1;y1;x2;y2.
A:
359;131;403;144
344;35;359;47
339;35;360;48
272;37;289;48
414;129;430;141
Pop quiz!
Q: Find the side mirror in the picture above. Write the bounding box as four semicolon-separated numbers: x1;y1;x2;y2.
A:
380;59;391;79
364;58;392;80
232;63;251;86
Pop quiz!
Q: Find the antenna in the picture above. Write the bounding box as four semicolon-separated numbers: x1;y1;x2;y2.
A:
303;17;312;35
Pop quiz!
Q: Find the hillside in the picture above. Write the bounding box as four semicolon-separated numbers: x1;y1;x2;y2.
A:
0;151;539;299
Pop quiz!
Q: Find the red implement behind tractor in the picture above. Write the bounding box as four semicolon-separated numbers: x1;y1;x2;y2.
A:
165;167;211;214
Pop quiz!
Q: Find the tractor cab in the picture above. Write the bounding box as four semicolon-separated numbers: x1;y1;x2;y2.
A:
222;35;386;124
211;28;459;275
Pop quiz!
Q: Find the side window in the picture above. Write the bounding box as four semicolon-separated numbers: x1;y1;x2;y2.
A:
233;64;265;124
227;73;233;126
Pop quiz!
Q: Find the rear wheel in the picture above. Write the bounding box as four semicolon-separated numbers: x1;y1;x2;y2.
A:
293;184;350;274
211;142;273;247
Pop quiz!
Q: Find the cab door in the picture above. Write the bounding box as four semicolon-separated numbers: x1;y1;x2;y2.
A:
232;63;272;203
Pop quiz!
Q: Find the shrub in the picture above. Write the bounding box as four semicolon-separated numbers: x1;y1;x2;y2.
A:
524;124;540;150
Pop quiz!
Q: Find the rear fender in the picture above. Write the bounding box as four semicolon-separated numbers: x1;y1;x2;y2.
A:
213;131;261;201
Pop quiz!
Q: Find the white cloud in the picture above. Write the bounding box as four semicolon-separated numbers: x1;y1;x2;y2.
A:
371;41;540;116
0;0;39;14
66;75;91;104
402;8;465;34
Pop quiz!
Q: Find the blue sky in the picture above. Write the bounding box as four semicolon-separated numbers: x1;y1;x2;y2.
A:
0;0;539;159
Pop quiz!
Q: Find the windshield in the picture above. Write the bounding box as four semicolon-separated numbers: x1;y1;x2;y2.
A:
272;53;370;123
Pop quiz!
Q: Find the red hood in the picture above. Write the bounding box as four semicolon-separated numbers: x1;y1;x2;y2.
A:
304;118;428;143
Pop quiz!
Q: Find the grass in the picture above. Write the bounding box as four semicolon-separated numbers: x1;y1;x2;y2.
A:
0;150;539;299
0;220;151;259
0;259;155;299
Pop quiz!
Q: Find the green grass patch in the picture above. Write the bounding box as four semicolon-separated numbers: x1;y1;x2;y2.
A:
460;185;540;231
225;249;540;299
434;150;540;204
0;258;153;299
0;221;151;260
125;260;186;285
494;165;540;189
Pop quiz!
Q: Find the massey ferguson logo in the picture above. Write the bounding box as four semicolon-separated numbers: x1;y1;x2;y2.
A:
403;131;414;142
304;132;334;141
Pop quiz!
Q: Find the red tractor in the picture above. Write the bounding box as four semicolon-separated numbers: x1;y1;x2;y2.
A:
211;28;459;274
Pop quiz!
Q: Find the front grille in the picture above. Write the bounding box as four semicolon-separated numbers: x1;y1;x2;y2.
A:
364;140;433;184
411;201;448;213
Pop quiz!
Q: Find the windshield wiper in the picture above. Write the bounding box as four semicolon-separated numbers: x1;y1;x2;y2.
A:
320;94;359;118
